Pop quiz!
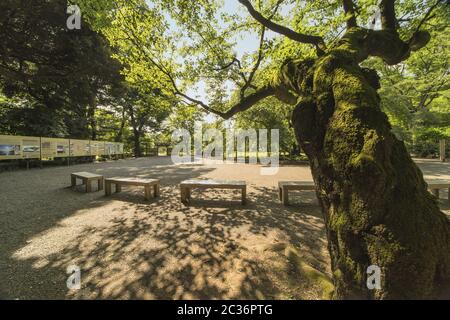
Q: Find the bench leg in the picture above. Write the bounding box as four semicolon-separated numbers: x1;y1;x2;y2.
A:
144;185;151;201
278;187;282;201
282;187;289;206
186;188;191;201
115;183;122;193
432;189;440;198
154;184;160;197
181;187;189;205
85;179;92;193
98;178;104;191
180;187;185;204
241;187;247;205
105;181;111;196
71;175;76;187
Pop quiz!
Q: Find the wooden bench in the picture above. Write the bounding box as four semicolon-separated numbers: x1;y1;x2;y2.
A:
427;180;450;200
278;181;316;206
71;172;104;193
105;177;160;201
180;179;247;205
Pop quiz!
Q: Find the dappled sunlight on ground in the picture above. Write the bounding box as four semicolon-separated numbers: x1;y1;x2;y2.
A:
0;157;448;299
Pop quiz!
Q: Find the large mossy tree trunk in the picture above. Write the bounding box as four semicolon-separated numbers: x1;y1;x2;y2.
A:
128;104;143;158
289;28;450;299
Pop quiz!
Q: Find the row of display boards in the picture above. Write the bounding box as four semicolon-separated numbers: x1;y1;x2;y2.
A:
0;135;124;161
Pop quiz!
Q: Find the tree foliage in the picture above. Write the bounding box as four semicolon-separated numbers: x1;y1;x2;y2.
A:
0;0;126;138
0;0;175;155
363;10;449;156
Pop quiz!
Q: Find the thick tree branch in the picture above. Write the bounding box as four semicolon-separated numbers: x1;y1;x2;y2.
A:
213;56;250;88
217;0;285;98
213;59;239;71
379;0;398;31
221;85;277;119
407;0;445;51
178;85;277;119
239;26;266;98
343;0;358;28
238;0;326;55
412;0;445;36
359;0;444;65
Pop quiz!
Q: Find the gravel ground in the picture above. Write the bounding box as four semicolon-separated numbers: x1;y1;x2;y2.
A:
0;157;448;299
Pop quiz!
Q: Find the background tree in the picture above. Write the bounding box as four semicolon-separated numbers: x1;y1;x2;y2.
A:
0;0;124;139
235;96;298;157
0;0;176;156
122;87;172;157
363;15;449;157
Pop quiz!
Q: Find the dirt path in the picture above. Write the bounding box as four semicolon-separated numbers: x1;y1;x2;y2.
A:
0;157;448;299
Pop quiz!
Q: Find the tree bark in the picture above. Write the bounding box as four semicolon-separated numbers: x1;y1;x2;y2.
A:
115;106;126;143
128;104;142;158
88;98;97;141
132;130;141;158
290;29;450;299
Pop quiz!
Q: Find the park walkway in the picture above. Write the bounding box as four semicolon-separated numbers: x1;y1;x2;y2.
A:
0;157;448;299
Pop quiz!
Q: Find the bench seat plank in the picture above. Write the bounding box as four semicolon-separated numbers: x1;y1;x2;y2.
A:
180;179;246;205
105;177;160;200
426;180;450;199
105;177;159;186
278;181;316;206
278;181;315;190
72;172;103;179
71;172;104;193
427;181;450;189
181;179;246;187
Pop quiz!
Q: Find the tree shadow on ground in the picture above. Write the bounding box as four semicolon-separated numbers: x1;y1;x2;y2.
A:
35;186;327;299
0;158;224;299
2;158;447;299
0;157;329;299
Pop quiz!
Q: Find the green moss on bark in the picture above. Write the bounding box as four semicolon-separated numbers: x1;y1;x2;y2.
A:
291;43;450;299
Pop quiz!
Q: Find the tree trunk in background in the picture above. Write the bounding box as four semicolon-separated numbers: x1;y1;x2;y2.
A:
88;99;97;141
128;105;142;157
291;47;450;299
440;140;446;163
132;130;141;158
289;143;300;159
115;106;126;143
